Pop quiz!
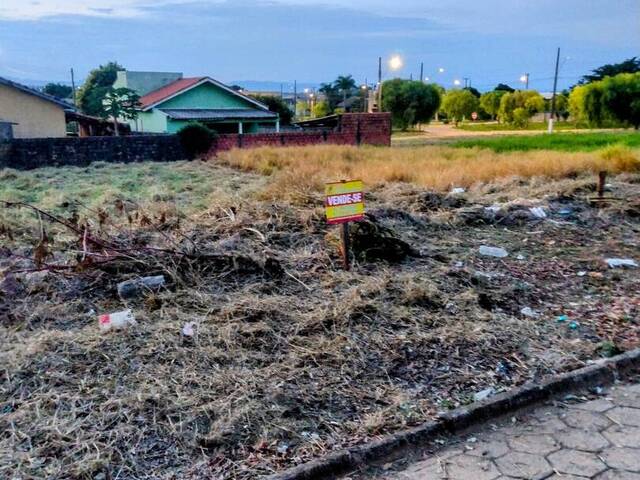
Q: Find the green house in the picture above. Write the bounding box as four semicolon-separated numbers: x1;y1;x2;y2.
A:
113;71;279;134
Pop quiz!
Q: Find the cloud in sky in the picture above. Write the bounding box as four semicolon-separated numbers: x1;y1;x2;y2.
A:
0;0;637;90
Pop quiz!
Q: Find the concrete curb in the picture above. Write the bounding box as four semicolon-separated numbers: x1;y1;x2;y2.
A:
266;348;640;480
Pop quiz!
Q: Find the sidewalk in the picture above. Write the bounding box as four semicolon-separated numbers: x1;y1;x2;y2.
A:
366;382;640;479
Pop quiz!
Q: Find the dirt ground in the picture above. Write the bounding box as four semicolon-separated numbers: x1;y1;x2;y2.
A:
1;163;639;479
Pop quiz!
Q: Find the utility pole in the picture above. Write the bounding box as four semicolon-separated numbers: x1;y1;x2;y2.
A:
70;68;77;108
377;56;382;112
463;77;469;89
525;73;529;90
549;47;560;133
420;62;424;83
293;80;297;118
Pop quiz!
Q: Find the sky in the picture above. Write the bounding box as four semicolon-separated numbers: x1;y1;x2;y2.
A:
0;0;638;92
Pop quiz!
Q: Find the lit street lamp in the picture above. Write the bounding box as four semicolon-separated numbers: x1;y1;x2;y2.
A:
377;54;404;112
520;73;530;89
438;67;445;73
453;79;462;87
389;55;403;71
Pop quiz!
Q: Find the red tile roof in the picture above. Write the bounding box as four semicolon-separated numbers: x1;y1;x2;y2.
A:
139;77;206;109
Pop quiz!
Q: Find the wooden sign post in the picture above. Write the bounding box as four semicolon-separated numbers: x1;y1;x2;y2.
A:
325;180;365;271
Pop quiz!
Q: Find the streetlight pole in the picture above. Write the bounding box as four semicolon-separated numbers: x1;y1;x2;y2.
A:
549;47;561;133
377;56;382;112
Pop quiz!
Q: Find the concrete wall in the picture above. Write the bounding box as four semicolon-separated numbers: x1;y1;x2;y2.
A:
0;84;67;138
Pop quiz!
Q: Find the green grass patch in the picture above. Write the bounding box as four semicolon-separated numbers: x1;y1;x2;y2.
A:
455;122;586;132
452;132;640;152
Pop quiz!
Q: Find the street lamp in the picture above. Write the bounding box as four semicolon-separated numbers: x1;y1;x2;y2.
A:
520;73;529;89
389;55;403;71
453;79;462;87
424;76;430;82
438;67;445;73
377;54;404;112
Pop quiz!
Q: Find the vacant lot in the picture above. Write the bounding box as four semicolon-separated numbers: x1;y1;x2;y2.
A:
1;145;639;479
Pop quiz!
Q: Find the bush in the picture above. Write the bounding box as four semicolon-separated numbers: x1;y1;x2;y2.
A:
178;123;217;160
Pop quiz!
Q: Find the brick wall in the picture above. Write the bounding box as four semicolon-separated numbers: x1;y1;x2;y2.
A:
0;135;185;170
212;113;391;155
0;113;391;170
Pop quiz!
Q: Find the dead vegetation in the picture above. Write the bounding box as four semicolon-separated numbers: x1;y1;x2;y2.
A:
219;144;640;204
0;154;639;479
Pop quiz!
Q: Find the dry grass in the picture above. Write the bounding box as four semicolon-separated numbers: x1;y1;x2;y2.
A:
1;157;639;479
219;144;640;203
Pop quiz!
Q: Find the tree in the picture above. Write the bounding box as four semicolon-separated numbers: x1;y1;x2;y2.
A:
568;85;589;124
296;100;309;118
250;94;293;125
602;73;640;128
334;75;357;104
479;91;505;120
318;83;340;111
580;57;640;84
381;79;441;130
313;101;331;118
569;73;640;128
512;107;530;128
441;89;478;124
464;86;481;98
102;87;140;136
43;83;72;99
498;90;544;125
494;83;515;92
77;62;124;117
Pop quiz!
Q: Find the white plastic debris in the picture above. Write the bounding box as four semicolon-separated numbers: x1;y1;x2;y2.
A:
605;258;638;269
182;321;197;337
479;245;509;258
529;207;547;219
577;271;587;277
484;205;501;213
98;309;136;332
474;387;495;402
450;187;466;194
520;307;538;318
516;254;525;260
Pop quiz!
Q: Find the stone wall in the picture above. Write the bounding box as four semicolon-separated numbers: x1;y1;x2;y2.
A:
0;135;185;170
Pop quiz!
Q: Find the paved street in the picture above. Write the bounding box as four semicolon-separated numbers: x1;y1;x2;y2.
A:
369;382;640;480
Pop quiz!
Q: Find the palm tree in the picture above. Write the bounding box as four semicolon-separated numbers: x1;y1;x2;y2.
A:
319;82;339;111
334;75;357;105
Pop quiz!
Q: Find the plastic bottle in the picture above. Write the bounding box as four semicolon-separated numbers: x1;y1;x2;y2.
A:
98;309;137;332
